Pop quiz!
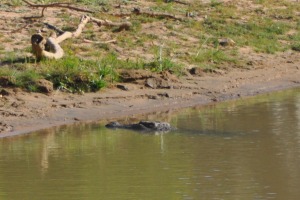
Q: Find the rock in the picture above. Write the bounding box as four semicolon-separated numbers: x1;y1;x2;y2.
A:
159;71;179;82
0;76;14;87
119;69;152;82
0;89;11;96
117;84;129;91
116;84;137;91
13;88;23;93
181;68;193;77
146;78;157;88
36;79;53;94
146;77;171;89
147;95;158;99
0;122;13;133
157;92;170;98
204;68;226;75
189;67;205;76
106;121;122;128
292;45;300;52
218;38;235;46
105;121;174;132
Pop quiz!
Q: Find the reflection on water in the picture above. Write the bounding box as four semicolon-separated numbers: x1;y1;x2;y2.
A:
0;88;300;200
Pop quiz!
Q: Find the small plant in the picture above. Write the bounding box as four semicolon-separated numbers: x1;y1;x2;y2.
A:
75;0;108;6
143;44;183;73
4;0;22;6
193;49;237;66
255;0;266;4
15;70;41;92
2;51;19;64
0;65;41;92
210;0;222;7
291;43;300;51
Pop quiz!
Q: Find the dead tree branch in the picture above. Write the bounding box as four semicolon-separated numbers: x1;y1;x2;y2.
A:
165;0;190;5
83;39;117;44
90;17;132;31
21;0;94;17
44;22;64;35
31;15;90;60
113;7;185;21
31;15;131;60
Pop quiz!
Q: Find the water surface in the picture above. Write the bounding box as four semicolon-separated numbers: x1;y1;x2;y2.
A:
1;88;300;200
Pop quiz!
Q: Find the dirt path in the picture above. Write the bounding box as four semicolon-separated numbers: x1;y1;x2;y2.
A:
1;50;299;137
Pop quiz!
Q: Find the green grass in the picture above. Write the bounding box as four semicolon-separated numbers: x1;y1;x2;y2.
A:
0;52;182;93
202;15;291;53
291;43;300;52
194;49;235;64
0;65;41;91
40;55;118;93
191;48;239;70
0;54;117;93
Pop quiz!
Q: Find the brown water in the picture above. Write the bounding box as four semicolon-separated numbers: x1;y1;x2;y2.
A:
1;88;300;200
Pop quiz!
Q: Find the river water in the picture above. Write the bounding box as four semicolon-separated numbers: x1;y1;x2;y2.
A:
0;88;300;200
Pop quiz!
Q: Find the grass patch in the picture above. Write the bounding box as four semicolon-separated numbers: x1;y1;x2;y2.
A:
40;56;117;93
0;55;117;93
193;48;238;68
290;27;300;48
203;16;290;53
0;53;182;93
0;66;41;92
291;43;300;52
144;58;182;74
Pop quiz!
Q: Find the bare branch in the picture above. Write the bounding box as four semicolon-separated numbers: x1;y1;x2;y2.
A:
21;0;94;17
31;16;90;60
83;39;117;44
44;23;64;35
113;7;185;21
31;15;130;60
165;0;190;5
56;15;90;43
90;17;132;31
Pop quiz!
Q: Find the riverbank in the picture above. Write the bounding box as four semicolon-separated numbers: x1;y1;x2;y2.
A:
1;50;299;137
1;0;300;137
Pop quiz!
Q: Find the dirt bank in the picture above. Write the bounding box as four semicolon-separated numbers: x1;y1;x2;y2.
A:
1;50;299;137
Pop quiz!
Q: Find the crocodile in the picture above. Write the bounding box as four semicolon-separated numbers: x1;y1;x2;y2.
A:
105;121;174;132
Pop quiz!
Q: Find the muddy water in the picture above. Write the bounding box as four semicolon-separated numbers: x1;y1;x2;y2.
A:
0;88;300;200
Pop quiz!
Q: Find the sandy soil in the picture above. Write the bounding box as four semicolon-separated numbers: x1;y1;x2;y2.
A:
1;49;299;137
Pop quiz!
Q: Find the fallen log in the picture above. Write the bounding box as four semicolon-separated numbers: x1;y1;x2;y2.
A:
113;7;185;21
90;17;132;31
83;39;117;44
31;15;131;60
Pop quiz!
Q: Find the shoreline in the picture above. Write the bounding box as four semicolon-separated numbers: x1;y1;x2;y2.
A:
1;0;300;138
1;52;299;138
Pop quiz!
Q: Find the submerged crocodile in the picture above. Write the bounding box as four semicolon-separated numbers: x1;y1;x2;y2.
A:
105;121;174;132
